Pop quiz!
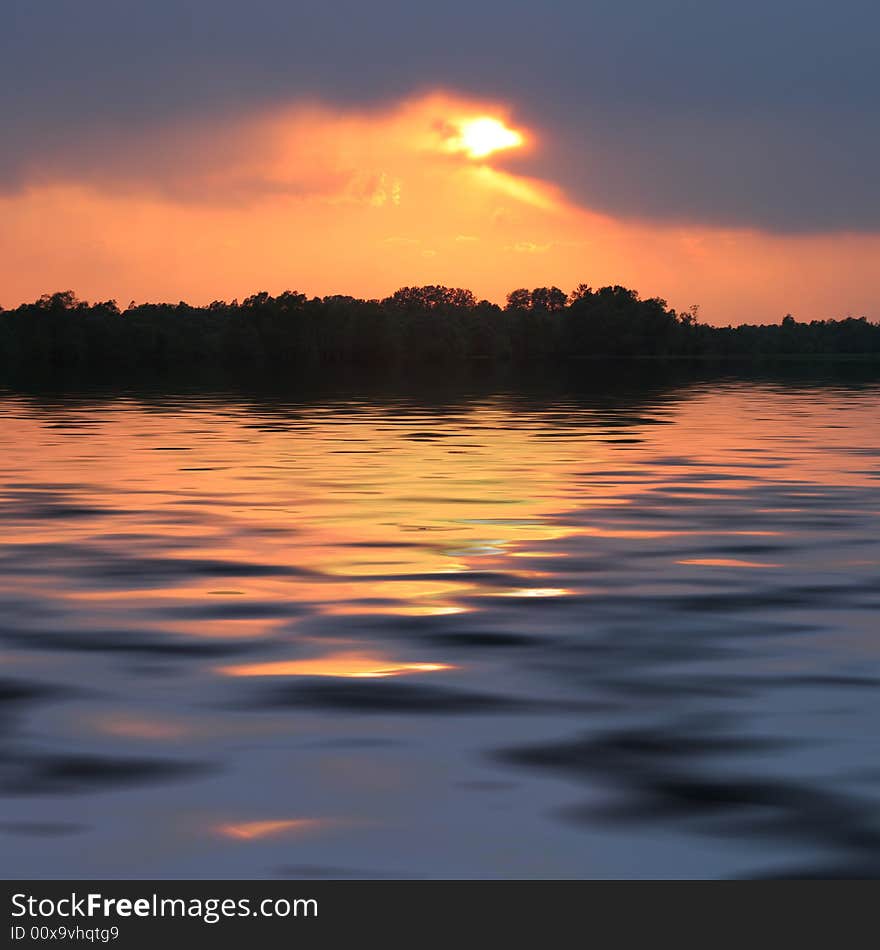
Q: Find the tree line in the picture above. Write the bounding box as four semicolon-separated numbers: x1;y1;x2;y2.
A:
1;285;878;373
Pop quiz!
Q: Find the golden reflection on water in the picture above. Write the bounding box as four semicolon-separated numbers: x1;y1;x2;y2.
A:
219;652;455;678
1;388;877;654
677;558;783;568
490;587;571;598
214;819;331;840
0;401;605;634
327;604;469;617
2;384;879;879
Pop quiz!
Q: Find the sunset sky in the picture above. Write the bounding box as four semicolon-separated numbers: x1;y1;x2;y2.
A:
2;1;879;325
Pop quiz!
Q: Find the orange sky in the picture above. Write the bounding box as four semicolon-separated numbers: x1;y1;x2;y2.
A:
1;92;878;325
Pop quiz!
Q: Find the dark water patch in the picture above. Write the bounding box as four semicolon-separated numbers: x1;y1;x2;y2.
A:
0;753;215;796
497;725;790;778
250;679;544;715
0;822;88;837
663;587;870;614
9;503;125;521
499;724;880;870
0;678;66;706
0;629;266;658
426;631;546;649
0;545;320;587
0;490;126;521
751;674;880;690
0;677;77;735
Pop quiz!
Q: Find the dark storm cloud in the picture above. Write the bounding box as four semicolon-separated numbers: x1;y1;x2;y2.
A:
3;0;879;231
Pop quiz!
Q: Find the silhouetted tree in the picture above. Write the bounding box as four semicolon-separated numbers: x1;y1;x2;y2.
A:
530;287;567;311
505;288;532;311
1;284;877;375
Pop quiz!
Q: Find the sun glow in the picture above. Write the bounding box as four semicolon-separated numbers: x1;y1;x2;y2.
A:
452;116;524;158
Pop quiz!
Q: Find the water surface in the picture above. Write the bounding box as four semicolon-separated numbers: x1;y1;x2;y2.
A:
1;371;878;878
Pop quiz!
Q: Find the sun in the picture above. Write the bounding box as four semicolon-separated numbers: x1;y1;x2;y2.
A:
451;116;524;159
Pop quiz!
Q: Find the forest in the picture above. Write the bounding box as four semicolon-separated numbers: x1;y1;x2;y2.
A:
1;285;878;373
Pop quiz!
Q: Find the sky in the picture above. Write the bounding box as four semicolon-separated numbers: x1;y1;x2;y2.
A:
2;0;879;324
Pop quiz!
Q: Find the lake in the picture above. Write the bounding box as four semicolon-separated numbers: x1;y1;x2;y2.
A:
1;367;878;878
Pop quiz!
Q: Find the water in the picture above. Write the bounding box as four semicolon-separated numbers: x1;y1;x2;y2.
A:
1;370;878;879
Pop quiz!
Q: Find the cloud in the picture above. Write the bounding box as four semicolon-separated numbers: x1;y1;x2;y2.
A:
3;1;880;232
0;92;530;210
511;242;552;254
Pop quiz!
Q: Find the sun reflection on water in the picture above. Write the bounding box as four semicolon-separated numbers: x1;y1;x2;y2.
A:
214;819;331;840
219;652;456;678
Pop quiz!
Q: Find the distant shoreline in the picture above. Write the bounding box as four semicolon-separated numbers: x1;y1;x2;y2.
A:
3;287;878;374
563;352;880;361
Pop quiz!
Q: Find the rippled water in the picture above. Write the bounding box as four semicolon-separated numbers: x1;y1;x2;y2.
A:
1;371;878;879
